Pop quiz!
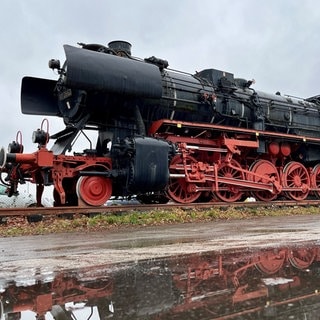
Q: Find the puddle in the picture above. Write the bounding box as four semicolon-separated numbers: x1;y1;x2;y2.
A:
1;242;320;319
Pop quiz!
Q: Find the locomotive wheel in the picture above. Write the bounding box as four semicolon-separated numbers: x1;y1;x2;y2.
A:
282;161;310;201
215;159;244;202
288;248;316;270
311;164;320;199
76;176;112;206
167;155;201;203
248;160;279;201
255;250;286;275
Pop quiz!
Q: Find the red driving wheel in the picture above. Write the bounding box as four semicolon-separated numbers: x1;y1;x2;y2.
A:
76;176;112;206
311;164;320;199
288;248;316;270
255;250;286;275
283;161;310;200
167;155;201;203
248;159;280;201
215;159;244;202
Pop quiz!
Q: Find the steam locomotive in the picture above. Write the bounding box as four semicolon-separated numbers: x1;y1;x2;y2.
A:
1;40;320;206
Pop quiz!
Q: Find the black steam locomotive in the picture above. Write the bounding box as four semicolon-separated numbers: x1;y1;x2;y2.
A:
1;40;320;206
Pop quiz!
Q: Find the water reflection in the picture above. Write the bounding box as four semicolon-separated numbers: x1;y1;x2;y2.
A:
1;243;320;319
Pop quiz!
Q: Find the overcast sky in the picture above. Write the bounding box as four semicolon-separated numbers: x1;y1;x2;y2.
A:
1;0;319;152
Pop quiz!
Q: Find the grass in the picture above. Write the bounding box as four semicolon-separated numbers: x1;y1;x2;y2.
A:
0;205;320;237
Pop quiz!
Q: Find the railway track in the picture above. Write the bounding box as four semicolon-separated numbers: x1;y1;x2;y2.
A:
0;199;319;218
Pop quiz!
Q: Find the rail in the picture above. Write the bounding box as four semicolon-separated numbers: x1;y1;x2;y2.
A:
0;199;319;218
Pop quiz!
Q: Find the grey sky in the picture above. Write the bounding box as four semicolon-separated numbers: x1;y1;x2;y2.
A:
1;0;319;152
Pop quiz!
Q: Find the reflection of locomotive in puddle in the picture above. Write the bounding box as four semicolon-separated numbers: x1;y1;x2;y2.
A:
1;243;320;319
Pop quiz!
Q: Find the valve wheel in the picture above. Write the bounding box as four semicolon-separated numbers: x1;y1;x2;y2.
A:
76;176;112;206
248;159;280;201
167;155;201;203
283;161;310;201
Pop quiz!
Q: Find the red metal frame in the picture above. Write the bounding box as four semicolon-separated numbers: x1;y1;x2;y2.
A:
2;117;320;206
149;119;320;144
150;119;319;202
3;146;112;206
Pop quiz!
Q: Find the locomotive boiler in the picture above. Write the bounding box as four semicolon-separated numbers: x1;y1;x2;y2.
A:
1;40;320;206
